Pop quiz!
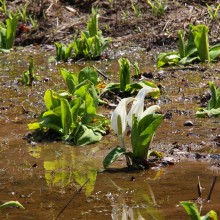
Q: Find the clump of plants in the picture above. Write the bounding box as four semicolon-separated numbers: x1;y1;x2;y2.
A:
0;14;19;51
55;8;111;62
196;82;220;118
157;24;220;67
146;0;167;17
101;58;160;98
28;67;108;146
180;201;217;220
55;42;74;62
103;86;163;169
19;57;39;86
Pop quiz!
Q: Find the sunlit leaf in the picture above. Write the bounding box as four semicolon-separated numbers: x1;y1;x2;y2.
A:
103;146;126;168
0;201;24;209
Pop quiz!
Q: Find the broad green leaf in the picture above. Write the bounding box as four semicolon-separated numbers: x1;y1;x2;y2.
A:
74;124;102;146
119;58;131;92
180;201;200;220
191;24;210;62
208;81;217;110
156;52;180;67
44;90;60;111
61;98;73;135
5;15;19;49
103;146;126;168
178;30;185;58
131;114;163;159
60;68;78;94
0;201;24;209
78;67;98;86
196;108;220;118
87;8;99;37
209;44;220;61
39;111;63;133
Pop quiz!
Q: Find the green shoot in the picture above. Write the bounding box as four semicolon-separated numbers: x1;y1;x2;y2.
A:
130;0;141;17
206;3;220;20
196;82;220;117
0;0;7;14
133;61;140;77
146;0;167;16
119;58;131;92
17;3;29;22
0;201;24;209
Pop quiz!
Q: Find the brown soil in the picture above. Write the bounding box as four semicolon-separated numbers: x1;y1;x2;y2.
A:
2;0;220;49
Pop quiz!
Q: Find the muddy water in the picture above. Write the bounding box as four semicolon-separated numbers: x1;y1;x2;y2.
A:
0;46;220;219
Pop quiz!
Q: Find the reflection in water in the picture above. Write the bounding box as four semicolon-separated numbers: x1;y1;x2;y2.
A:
110;175;164;220
28;145;97;196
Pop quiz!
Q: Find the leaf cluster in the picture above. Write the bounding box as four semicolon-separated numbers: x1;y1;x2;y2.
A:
180;201;217;220
101;58;160;97
0;14;19;50
28;67;108;146
157;24;220;67
196;82;220;118
73;8;111;60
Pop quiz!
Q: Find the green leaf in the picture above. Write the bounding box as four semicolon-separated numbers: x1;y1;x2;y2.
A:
191;24;210;62
180;201;200;220
196;108;220;118
5;15;19;49
87;8;99;37
74;124;102;146
119;58;131;92
39;110;63;133
0;201;24;209
60;68;78;94
61;98;73;136
131;114;163;160
44;90;60;111
156;52;180;67
178;30;185;58
209;44;220;61
201;210;218;220
78;67;98;86
103;146;126;168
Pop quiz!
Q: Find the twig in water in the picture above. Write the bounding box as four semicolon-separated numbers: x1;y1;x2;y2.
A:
206;176;217;201
92;65;110;80
55;178;90;220
197;176;202;198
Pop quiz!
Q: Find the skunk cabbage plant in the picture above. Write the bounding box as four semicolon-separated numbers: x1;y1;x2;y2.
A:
103;86;163;169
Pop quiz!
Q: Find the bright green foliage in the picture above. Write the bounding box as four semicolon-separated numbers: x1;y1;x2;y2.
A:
119;58;131;92
157;24;220;67
180;201;218;220
196;82;220;117
0;0;7;14
17;3;29;22
28;67;108;146
73;8;111;60
134;61;140;76
0;14;19;50
55;42;74;62
101;58;160;96
19;57;38;86
146;0;167;16
206;3;220;20
131;114;163;162
0;201;24;209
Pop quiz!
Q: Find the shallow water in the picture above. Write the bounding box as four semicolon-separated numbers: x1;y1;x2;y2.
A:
0;46;220;219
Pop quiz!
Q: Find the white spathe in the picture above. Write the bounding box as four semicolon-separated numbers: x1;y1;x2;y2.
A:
111;97;134;135
127;86;159;127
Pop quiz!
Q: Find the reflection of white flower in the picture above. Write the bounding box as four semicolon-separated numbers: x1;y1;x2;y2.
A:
127;86;160;127
111;97;134;136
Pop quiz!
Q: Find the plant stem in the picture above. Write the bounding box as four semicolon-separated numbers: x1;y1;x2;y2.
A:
119;134;131;167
